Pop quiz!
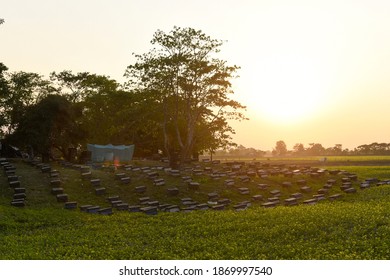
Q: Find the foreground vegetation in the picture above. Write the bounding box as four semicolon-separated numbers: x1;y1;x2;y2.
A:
1;197;390;259
1;157;390;259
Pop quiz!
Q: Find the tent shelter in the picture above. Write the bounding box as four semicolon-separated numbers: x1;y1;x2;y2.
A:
87;144;135;162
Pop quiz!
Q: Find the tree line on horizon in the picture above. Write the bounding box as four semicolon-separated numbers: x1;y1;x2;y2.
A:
0;27;247;167
214;141;390;158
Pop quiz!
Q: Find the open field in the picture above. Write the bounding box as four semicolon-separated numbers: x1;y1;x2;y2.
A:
1;157;390;259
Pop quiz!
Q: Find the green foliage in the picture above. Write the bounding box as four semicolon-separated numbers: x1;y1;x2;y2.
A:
1;199;390;259
50;71;120;103
355;142;390;155
0;63;9;132
49;71;162;156
7;94;84;160
0;69;54;135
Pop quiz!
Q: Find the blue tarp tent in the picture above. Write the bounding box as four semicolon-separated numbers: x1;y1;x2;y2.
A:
87;144;135;162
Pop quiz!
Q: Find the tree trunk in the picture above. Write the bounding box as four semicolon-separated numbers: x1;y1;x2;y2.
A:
161;98;176;168
42;151;50;163
169;148;179;169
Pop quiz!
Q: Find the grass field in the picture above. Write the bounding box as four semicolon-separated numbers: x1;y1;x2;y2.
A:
1;157;390;259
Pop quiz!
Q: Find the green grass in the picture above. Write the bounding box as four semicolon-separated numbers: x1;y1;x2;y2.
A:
328;166;390;180
2;197;390;259
1;158;390;259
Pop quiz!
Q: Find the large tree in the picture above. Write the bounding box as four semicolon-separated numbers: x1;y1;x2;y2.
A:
50;71;159;155
273;140;288;156
0;68;53;135
7;94;85;162
293;143;305;155
125;26;246;167
50;70;120;103
306;143;326;156
50;71;126;143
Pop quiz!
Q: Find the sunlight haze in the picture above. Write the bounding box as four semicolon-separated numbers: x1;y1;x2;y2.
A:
1;0;390;151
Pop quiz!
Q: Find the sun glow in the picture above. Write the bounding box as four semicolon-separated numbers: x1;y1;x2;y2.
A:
234;4;344;126
246;54;328;124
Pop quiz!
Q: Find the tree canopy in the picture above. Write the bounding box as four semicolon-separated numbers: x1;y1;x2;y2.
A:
273;140;288;156
6;94;84;162
125;26;246;166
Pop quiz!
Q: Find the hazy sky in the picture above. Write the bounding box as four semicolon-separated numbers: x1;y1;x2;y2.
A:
1;0;390;151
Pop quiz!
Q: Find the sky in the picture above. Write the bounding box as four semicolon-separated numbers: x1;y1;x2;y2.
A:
1;0;390;151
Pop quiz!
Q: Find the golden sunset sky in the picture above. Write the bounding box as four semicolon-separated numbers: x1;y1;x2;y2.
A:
1;0;390;151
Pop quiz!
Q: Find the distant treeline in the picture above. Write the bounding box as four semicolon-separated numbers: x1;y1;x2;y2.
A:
214;142;390;157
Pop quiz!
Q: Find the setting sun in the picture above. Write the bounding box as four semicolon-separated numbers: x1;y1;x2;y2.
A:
246;54;327;124
234;3;343;126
